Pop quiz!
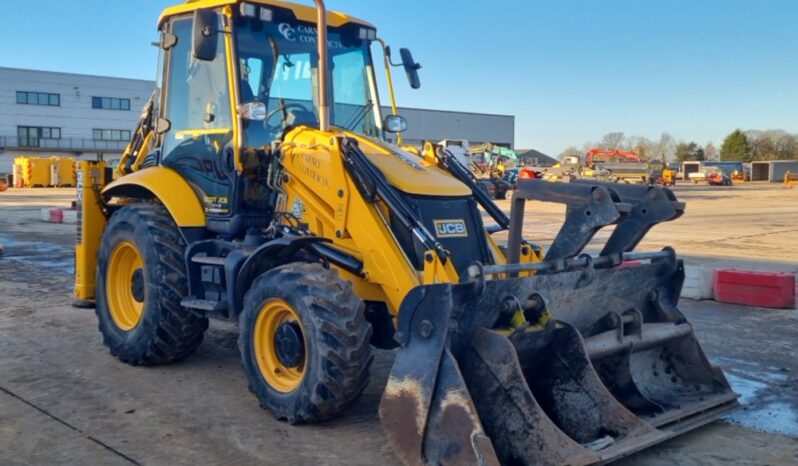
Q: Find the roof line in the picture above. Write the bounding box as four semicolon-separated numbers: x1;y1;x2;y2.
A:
1;66;515;119
0;66;154;84
387;105;514;119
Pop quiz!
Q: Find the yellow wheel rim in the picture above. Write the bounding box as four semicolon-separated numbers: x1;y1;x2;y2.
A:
106;241;145;331
254;299;307;393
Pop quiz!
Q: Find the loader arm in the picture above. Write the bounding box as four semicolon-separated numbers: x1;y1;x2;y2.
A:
116;93;157;177
435;146;510;231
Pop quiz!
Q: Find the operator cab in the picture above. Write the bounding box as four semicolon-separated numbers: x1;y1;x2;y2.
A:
152;2;415;237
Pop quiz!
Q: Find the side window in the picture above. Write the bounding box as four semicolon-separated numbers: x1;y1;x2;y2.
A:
269;53;312;105
240;57;264;101
331;47;375;135
162;16;232;160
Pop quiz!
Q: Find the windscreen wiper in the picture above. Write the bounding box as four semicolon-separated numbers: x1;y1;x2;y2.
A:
344;101;374;130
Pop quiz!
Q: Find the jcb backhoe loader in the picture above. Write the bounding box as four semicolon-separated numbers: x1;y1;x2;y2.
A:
73;1;738;464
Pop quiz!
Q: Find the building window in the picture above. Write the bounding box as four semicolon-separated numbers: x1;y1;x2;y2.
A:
92;96;131;110
17;126;61;147
16;91;60;106
92;129;131;141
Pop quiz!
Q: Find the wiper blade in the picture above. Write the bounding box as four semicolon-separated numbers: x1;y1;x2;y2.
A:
344;101;373;130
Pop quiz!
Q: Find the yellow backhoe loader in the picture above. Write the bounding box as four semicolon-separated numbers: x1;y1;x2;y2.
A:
74;1;738;464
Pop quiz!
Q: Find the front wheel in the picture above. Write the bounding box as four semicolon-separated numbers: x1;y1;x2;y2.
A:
239;263;373;423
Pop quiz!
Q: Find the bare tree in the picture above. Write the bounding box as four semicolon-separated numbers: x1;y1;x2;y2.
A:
600;132;625;150
744;130;798;161
626;136;655;161
704;142;718;161
652;133;675;162
559;146;581;160
769;130;798;160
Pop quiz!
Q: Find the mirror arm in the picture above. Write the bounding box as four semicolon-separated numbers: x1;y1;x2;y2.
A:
376;38;402;145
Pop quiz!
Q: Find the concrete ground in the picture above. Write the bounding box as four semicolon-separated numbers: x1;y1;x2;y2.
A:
1;184;797;466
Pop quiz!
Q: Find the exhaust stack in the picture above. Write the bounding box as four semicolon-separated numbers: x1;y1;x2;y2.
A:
314;0;330;132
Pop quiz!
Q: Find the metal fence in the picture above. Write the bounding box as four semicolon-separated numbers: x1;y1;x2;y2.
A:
0;135;126;152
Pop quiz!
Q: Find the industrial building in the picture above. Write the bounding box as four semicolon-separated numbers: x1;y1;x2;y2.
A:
750;160;798;182
0;66;514;173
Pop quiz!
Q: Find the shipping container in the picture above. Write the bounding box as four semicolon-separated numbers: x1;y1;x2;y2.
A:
751;160;798;182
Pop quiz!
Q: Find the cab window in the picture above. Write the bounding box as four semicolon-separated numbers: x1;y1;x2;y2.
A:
162;16;233;161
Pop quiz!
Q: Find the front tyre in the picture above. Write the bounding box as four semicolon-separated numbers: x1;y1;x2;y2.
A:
95;204;208;365
239;263;373;423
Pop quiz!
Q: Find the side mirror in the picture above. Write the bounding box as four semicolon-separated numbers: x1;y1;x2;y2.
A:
192;9;219;61
399;48;421;89
238;102;267;121
384;115;407;133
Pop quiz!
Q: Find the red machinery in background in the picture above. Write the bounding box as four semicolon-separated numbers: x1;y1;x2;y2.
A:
585;148;640;167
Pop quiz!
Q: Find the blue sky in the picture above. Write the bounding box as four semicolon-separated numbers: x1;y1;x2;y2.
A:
1;0;796;155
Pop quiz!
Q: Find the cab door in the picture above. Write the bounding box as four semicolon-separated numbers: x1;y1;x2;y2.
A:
160;13;237;217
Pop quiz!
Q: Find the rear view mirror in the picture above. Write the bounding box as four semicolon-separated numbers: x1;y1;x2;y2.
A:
399;48;421;89
192;9;219;61
384;115;407;133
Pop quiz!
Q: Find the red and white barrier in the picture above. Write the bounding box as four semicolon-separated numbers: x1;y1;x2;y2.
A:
680;263;796;310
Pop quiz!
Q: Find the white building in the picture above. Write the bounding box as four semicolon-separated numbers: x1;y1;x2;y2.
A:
0;67;153;172
0;66;514;173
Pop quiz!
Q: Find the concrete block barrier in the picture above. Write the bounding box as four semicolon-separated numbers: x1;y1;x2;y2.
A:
681;264;715;300
714;269;796;309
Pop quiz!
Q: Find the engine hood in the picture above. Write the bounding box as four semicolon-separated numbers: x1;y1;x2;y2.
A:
346;133;472;197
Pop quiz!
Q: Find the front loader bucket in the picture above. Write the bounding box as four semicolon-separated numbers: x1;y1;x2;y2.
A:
379;181;738;465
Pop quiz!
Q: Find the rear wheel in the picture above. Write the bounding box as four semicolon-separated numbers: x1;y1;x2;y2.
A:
239;263;372;423
95;204;208;365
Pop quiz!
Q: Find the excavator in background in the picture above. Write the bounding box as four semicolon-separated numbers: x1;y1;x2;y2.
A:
439;140;515;199
468;142;518;199
73;1;738;464
545;148;652;184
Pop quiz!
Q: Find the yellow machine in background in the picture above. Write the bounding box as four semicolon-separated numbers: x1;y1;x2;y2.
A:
74;1;737;464
11;156;76;187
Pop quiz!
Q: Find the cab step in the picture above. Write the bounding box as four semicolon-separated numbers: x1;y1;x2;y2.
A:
181;298;228;312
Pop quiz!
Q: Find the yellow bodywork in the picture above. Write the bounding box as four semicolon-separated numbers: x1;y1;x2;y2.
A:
103;166;206;227
159;0;374;29
74;0;498;316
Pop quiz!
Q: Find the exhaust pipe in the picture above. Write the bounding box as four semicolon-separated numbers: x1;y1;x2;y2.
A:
314;0;330;132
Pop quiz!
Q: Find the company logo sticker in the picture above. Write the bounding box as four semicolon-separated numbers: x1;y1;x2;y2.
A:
434;219;468;238
278;23;296;41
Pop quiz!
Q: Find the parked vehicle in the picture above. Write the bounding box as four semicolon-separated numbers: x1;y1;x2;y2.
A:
707;170;733;186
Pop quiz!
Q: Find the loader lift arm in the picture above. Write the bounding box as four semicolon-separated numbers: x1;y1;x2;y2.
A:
436;147;510;231
341;138;449;261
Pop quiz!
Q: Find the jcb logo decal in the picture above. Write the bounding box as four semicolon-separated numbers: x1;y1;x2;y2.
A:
434;219;468;238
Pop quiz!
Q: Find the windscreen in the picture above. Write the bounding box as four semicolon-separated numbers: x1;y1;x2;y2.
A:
235;16;379;148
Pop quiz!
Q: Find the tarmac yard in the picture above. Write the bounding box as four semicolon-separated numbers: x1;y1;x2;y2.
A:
1;184;797;465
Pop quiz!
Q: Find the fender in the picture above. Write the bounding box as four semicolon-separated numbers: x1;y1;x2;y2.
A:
102;166;206;227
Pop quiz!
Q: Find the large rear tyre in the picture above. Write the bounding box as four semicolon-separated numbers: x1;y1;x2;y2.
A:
239;263;373;423
95;204;208;365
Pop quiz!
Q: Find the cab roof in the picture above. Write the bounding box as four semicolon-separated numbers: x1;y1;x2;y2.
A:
159;0;375;29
